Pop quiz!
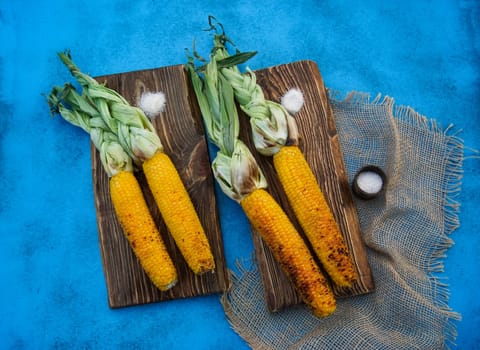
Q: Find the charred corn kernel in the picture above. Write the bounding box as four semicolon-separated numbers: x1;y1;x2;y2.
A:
241;188;336;317
143;152;215;274
273;145;357;288
109;171;177;291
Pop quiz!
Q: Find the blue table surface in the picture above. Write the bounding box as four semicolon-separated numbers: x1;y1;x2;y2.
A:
1;1;479;349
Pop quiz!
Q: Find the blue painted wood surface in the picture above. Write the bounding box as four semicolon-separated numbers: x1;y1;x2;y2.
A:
1;1;478;348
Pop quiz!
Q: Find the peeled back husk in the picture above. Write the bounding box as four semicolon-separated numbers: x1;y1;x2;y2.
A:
221;67;298;156
212;140;267;202
90;126;134;177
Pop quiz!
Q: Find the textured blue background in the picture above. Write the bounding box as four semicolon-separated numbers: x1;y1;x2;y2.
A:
1;1;479;349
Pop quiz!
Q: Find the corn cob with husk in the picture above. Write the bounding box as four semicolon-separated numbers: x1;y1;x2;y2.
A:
206;20;357;288
47;84;178;291
50;51;215;276
186;43;336;318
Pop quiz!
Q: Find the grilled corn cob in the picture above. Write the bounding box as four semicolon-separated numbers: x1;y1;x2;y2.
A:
273;145;357;287
187;44;336;317
110;171;178;290
241;189;336;317
56;52;215;275
47;87;177;291
143;152;215;274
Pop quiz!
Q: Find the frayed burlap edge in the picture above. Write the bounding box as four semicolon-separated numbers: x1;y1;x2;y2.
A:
393;102;463;349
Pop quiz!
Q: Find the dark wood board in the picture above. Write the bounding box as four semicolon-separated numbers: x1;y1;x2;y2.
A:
237;60;375;312
91;60;374;312
92;64;230;308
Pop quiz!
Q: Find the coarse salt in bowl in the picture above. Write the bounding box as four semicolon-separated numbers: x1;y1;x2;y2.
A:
352;165;387;200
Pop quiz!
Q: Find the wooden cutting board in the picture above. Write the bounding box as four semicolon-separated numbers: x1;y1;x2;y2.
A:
91;60;374;311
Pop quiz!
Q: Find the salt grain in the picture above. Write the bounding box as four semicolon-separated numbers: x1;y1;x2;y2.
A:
138;91;166;118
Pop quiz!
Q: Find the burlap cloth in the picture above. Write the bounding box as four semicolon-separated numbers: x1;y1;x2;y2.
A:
222;92;463;349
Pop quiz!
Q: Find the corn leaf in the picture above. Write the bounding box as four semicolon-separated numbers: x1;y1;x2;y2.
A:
47;82;133;177
195;51;257;72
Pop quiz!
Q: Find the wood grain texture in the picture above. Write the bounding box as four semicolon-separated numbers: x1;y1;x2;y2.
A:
92;64;229;308
238;60;375;312
92;60;374;312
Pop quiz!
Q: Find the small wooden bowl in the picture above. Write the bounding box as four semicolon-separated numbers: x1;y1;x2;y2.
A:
352;165;387;200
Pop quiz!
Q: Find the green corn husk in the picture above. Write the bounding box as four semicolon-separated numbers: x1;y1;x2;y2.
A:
187;47;267;202
206;24;299;156
47;84;133;177
55;51;163;166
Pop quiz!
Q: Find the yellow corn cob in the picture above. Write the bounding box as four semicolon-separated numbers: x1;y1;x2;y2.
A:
143;151;215;274
109;170;178;291
273;145;357;288
241;188;336;317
